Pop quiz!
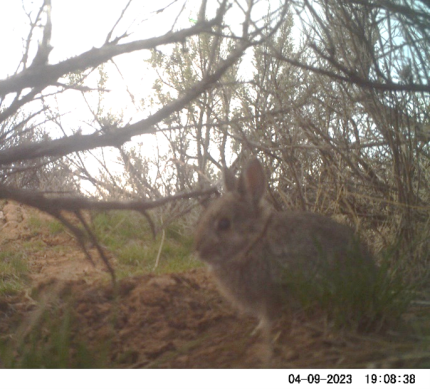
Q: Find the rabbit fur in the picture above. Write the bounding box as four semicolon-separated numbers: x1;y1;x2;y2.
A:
194;158;376;328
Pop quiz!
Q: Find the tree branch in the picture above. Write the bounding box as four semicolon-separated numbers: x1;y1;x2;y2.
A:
0;37;252;165
0;182;218;213
0;2;227;96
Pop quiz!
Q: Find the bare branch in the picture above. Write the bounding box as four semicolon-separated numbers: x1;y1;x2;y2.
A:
0;182;218;213
0;2;227;96
105;0;133;44
31;0;53;67
0;87;44;125
0;37;252;165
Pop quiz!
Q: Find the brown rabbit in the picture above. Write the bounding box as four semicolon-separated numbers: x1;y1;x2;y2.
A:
194;158;376;332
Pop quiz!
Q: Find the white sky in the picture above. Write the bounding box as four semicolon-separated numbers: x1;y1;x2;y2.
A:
0;0;264;115
0;0;204;67
0;0;212;126
0;0;270;193
0;2;183;192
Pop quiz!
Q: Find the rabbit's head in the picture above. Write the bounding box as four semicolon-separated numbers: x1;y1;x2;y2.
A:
194;158;270;265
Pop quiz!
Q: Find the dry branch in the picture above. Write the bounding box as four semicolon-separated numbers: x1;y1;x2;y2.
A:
0;40;252;166
0;182;217;214
0;4;226;97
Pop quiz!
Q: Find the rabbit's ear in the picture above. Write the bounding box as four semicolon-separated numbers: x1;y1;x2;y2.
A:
224;166;237;192
238;158;266;204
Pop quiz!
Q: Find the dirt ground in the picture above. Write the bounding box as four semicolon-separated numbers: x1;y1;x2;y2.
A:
0;201;429;368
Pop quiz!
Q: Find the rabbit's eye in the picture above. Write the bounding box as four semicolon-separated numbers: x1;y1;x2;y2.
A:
217;217;231;231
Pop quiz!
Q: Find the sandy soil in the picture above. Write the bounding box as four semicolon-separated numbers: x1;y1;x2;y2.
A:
0;201;428;368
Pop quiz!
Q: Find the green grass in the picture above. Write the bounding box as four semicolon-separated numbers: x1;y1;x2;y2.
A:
48;219;65;235
0;251;29;296
0;301;109;368
281;244;413;332
27;214;43;233
27;213;65;236
92;210;202;279
0;207;427;368
22;240;46;251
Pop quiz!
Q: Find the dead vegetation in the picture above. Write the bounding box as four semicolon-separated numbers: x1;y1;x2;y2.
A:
0;0;430;369
0;203;429;368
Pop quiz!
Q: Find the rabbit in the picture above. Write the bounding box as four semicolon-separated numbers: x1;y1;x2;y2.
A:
194;158;376;334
